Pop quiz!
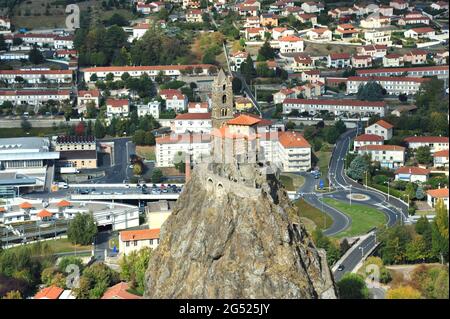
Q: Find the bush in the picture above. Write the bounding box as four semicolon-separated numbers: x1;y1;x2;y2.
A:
67;213;98;246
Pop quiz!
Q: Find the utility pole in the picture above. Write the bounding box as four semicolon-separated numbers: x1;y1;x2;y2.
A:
349;185;352;206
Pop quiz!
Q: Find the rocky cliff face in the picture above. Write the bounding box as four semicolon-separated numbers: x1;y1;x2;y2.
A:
144;163;337;299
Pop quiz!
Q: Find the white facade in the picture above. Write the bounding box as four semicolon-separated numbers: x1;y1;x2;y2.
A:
166;95;188;112
0;69;73;84
364;30;392;46
357;145;405;169
283;99;386;117
0;90;71;106
365;121;393;140
119;229;160;256
172;113;212;134
346;76;429;96
278;36;304;54
137;101;160;119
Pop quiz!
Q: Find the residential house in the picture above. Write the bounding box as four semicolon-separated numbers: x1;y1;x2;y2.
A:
351;55;372;68
357;44;388;58
293;82;324;99
360;14;391;29
137;101;161;119
273;88;296;104
296;13;317;25
389;0;408;10
357;145;405;168
244;27;266;40
188;101;209;113
244;16;261;28
398;14;430;26
301;2;325;13
271;27;294;40
34;286;75;299
433;149;449;168
101;282;142;299
119;228;160;255
431;2;449;10
146;200;174;230
404;27;436;39
327;53;351;68
335;24;359;40
77;90;100;112
403;49;428;65
235;97;253;111
378;5;394;16
159;89;188;112
404;136;450;153
364;120;394;140
260;13;279;27
306;27;332;41
364;30;392;46
395;166;430;183
278;35;304;54
391;104;417;117
292;55;314;71
353;134;384;151
426;188;449;210
106;99;129;118
186;9;203;23
172;112;212;134
230;51;249;72
130;23;149;41
300;69;323;83
383;53;404;67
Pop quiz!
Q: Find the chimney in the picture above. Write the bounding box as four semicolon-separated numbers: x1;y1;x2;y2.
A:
185;153;191;183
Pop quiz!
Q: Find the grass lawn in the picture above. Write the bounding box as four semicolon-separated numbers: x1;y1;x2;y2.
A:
135;145;156;161
279;173;305;191
295;199;333;231
323;198;387;238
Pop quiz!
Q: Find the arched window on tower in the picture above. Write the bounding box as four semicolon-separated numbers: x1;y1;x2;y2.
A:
221;108;227;117
223;84;226;91
222;95;227;104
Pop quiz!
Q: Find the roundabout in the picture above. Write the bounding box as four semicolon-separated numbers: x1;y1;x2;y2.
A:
346;193;371;201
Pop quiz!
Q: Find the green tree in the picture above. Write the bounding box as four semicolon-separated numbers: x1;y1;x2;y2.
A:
2;290;22;299
431;199;449;264
132;129;146;145
67;213;98;246
119;248;152;295
28;45;44;64
347;156;370;181
415;146;432;164
74;263;119;299
406;235;430;262
232;77;242;94
151;169;163;183
144;131;155;146
356;81;385;101
173;151;186;173
405;182;417;201
94;119;106;138
257;41;275;61
21;119;32;132
324;126;340;144
239;55;256;82
337;273;370;299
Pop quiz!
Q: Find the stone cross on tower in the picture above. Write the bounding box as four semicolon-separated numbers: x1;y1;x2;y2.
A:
211;69;234;130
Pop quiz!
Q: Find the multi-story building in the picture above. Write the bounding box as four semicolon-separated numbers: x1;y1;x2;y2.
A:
306;27;332;41
260;13;279;27
390;0;408;10
334;24;359;40
146;200;174;230
271;27;295;40
327;53;351;68
164;91;188;112
54;135;97;169
0;69;73;84
403;50;428;65
0;90;71;106
276;131;311;172
433;149;449;168
155;133;211;167
351;55;373;68
363;30;392;46
77;90;100;112
357;44;388;58
230;51;249;72
106;99;129;118
404;136;450;153
171;112;212;134
353;134;384;151
383;53;404;67
119;229;160;255
355;65;449;81
365;120;394;140
398;14;430;26
186;9;203;23
357;145;405;168
395;166;430;183
273;88;296;105
283;99;386;117
82;64;214;83
188;102;209;113
137;101;161;119
360;14;391;29
346;76;431;95
278;35;304;54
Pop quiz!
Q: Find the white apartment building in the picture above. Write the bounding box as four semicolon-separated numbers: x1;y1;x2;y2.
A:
357;145;405;169
273;88;296;105
137;101;161;119
278;35;304;54
5;33;74;49
327;53;351;68
360;15;391;29
119;229;160;255
165;92;188;112
404;136;450;153
365;120;394;140
106;99;129;118
171;112;212;134
353;134;384;151
130;23;149;41
155;133;211;167
0;69;73;84
82;64;214;83
277;131;311;172
383;54;404;67
283;99;386;117
346;76;431;95
433;149;449;168
0;90;71;106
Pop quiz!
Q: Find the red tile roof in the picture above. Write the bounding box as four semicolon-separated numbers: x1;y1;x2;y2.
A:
57;200;71;207
374;120;394;129
404;136;450;144
410;27;435;33
395;166;430;175
120;228;160;242
354;134;384;142
82;64;213;73
227;114;261;126
278;131;311;148
106;99;129;107
0;70;72;75
188;102;208;109
175;112;211;120
330;53;351;60
427;188;449;198
433;149;449;158
283;98;386;108
356;65;448;75
34;286;64;299
37;210;53;218
78;90;100;97
19;202;32;209
101;282;142;299
279;35;303;42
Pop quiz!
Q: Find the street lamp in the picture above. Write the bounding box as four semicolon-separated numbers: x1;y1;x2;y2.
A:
365;170;369;189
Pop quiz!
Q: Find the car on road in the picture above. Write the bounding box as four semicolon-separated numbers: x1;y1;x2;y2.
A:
79;189;89;195
337;264;345;271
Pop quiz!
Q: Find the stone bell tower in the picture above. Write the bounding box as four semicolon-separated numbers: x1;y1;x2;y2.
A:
211;69;234;129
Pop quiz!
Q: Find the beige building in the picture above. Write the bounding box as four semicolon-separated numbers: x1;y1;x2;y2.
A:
54;136;97;169
146;200;174;229
119;228;160;255
277;131;311;172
